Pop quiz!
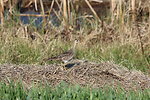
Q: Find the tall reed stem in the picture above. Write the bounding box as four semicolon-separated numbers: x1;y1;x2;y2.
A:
63;0;68;26
39;0;46;26
131;0;136;21
0;0;4;25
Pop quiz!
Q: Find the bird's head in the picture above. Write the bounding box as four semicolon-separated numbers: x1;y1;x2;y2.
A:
73;39;79;49
74;39;79;44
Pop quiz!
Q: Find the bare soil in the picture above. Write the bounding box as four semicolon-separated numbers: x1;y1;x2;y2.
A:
0;60;150;90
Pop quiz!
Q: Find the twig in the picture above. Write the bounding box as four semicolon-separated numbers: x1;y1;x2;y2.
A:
17;14;49;17
78;67;90;78
135;22;150;65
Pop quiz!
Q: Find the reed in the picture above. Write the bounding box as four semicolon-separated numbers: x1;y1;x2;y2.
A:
0;0;4;25
63;0;68;26
131;0;136;21
111;0;116;19
85;0;101;23
39;0;46;26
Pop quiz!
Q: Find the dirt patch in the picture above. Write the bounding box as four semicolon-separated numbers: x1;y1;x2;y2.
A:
0;61;150;90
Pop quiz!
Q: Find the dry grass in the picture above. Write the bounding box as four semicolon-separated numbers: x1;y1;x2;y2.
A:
0;18;149;73
0;0;149;72
0;61;150;90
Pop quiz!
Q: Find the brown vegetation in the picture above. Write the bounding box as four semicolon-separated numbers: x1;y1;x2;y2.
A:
0;61;149;90
0;0;149;25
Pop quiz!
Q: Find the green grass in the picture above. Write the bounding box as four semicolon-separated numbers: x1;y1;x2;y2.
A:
76;44;149;72
0;81;149;100
0;24;149;72
0;8;149;73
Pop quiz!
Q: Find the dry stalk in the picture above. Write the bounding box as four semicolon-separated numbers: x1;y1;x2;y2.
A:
23;1;32;8
0;0;4;25
67;0;70;22
81;30;100;45
117;0;123;20
111;0;116;20
17;13;49;17
39;0;46;26
34;0;38;11
63;0;69;27
131;0;136;21
55;0;63;13
48;0;55;15
135;22;150;65
137;26;144;56
84;0;101;23
8;0;12;15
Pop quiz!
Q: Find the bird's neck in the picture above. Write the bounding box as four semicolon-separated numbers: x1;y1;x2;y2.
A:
72;42;77;53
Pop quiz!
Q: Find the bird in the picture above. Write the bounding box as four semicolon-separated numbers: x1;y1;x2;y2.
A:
46;39;79;65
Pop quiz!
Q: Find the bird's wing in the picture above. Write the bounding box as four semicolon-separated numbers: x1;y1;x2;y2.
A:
58;49;73;57
46;49;73;61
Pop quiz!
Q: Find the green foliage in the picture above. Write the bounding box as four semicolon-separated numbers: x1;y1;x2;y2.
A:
0;9;149;73
0;29;149;72
76;44;149;72
0;82;149;100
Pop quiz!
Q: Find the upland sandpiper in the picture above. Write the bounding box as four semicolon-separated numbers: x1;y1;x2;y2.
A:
46;39;79;65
